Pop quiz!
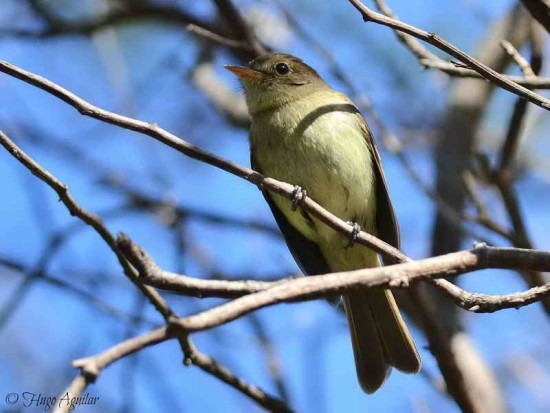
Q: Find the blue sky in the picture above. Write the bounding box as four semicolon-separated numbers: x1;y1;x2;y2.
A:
0;0;549;412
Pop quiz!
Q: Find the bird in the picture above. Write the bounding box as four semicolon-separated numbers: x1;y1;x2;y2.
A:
225;52;421;393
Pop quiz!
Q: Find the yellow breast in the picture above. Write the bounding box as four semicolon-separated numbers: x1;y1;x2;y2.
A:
251;90;377;253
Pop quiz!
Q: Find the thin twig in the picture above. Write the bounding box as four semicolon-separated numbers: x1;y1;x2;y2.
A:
211;0;267;57
0;130;291;413
187;24;253;51
432;278;550;313
371;0;550;88
462;171;512;240
54;326;172;413
500;40;536;78
0;130;174;319
120;234;550;315
417;59;550;88
118;233;284;297
180;336;293;412
2;57;549;412
0;60;406;263
56;326;291;413
348;0;550;107
0;256;156;326
247;314;292;403
491;24;550;313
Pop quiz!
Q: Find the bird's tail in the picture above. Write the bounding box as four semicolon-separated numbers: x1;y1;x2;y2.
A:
343;288;421;393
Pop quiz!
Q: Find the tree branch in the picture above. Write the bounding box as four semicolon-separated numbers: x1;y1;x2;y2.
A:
3;61;547;412
117;233;283;298
348;0;550;107
179;336;293;412
55;326;172;413
369;0;550;88
0;130;174;320
55;326;291;413
0;129;291;413
53;240;550;413
118;233;550;315
0;60;406;264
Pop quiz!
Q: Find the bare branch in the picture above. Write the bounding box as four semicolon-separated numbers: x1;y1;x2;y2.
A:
415;59;550;88
371;0;550;88
0;60;406;263
0;128;293;413
211;0;267;57
500;40;536;78
117;233;282;297
118;233;550;314
187;24;253;51
497;25;545;178
169;246;550;326
52;241;550;413
55;326;290;413
179;336;293;412
432;278;550;313
348;0;550;106
0;130;175;320
2;56;549;412
54;326;171;413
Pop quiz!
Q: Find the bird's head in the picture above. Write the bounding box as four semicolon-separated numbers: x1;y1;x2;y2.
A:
225;52;328;115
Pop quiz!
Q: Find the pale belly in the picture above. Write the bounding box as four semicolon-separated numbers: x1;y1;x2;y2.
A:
251;93;379;271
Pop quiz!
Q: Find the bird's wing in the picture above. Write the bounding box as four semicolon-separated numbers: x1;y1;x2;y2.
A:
360;118;401;264
251;154;332;276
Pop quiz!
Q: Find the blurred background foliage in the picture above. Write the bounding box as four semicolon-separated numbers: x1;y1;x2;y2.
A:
0;0;549;412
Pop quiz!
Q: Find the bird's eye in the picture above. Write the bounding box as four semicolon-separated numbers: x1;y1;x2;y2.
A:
275;63;290;75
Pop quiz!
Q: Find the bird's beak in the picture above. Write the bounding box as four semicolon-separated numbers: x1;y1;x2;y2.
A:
224;65;262;79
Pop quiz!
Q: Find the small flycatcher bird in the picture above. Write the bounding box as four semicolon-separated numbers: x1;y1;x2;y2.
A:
226;53;421;393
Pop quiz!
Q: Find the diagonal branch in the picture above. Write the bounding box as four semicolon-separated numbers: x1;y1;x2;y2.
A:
56;326;291;413
54;242;550;412
117;233;284;298
55;326;172;413
0;130;174;319
0;60;405;264
369;0;550;88
118;233;550;313
0;60;534;412
0;129;291;413
347;0;550;107
179;336;293;412
211;0;267;57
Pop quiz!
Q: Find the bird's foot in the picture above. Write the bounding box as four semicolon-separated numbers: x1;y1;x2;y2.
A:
291;185;307;211
345;221;361;248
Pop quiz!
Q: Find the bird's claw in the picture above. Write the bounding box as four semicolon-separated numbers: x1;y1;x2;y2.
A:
291;185;307;211
345;221;361;248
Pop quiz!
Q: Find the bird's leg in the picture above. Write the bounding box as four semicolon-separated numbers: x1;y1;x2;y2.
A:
345;221;361;248
291;185;307;211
